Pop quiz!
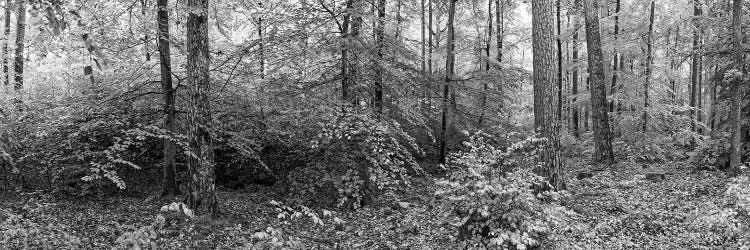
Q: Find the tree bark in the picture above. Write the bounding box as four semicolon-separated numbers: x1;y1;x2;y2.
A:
341;0;353;104
478;0;492;127
496;0;503;63
690;0;702;132
729;0;744;170
374;0;384;114
609;0;620;112
572;12;580;138
421;0;425;73
532;0;565;190
439;0;456;164
185;0;219;217
556;0;563;123
643;0;654;132
157;0;179;197
13;0;25;91
583;0;615;164
2;0;11;87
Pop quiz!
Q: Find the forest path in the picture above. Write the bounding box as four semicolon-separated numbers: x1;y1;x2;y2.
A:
560;159;740;249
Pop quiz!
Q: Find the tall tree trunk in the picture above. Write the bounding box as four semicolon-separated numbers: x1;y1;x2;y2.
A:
157;0;179;197
185;0;219;217
2;0;11;87
495;0;503;63
609;0;620;112
421;0;425;73
532;0;565;190
428;0;433;74
729;0;744;170
375;0;384;114
572;12;580;138
690;0;702;132
341;0;353;104
439;0;456;164
583;0;615;164
556;0;563;122
142;0;150;61
13;0;25;91
478;0;492;127
710;65;718;134
643;0;654;132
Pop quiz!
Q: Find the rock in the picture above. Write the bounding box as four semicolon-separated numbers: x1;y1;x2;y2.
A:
576;172;594;180
645;172;666;182
397;202;410;209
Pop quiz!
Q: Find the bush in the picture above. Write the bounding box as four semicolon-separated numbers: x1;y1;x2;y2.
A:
436;132;570;249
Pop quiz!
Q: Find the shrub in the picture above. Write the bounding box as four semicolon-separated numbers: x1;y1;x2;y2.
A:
436;132;570;249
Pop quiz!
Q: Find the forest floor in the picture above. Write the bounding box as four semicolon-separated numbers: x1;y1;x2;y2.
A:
0;158;745;249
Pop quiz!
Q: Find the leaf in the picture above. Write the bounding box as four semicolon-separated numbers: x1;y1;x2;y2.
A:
84;66;92;76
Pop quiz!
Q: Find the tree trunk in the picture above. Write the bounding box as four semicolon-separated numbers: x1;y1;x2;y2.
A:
583;0;615;164
439;0;456;164
375;0;384;114
185;0;219;217
2;0;11;87
478;0;492;127
609;0;620;112
13;0;25;91
428;0;433;74
496;0;503;63
421;0;425;73
556;0;563;123
157;0;179;197
643;0;654;132
690;0;701;132
729;0;744;170
572;12;580;138
532;0;565;190
341;0;353;104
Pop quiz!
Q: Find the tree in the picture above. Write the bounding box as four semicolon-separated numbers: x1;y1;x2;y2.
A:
439;0;456;164
583;0;615;164
556;0;563;122
571;7;580;138
532;0;565;190
13;0;25;90
375;0;384;114
729;0;744;170
157;0;179;197
610;0;620;112
690;0;702;132
2;0;11;87
643;0;655;132
185;0;219;217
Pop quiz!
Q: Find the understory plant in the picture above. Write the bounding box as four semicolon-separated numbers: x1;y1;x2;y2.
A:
436;132;570;249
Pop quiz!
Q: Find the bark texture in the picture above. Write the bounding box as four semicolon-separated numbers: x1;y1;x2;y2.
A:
2;0;11;87
532;0;565;190
13;0;25;91
583;0;615;164
157;0;179;196
186;0;219;217
439;0;456;164
729;0;744;170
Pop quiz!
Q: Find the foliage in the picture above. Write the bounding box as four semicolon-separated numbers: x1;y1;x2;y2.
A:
436;132;570;249
690;135;731;170
114;214;166;250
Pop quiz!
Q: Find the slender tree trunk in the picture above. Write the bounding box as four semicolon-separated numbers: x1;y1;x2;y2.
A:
427;0;433;109
710;65;718;135
142;0;150;61
690;0;702;132
583;0;615;164
496;0;503;64
532;0;565;190
572;13;580;138
439;0;456;164
556;0;563;123
609;0;620;112
185;0;219;217
341;0;353;104
478;0;492;127
2;0;11;87
13;0;25;91
421;0;425;73
157;0;179;197
729;0;744;170
643;0;654;132
374;0;384;114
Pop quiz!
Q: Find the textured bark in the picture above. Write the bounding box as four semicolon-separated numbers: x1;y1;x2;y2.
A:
556;0;563;122
374;0;384;114
572;13;580;138
2;0;11;87
186;0;219;217
495;0;503;63
532;0;565;190
420;0;425;73
428;0;433;74
341;0;353;104
690;0;702;132
13;0;25;91
643;0;654;132
157;0;179;197
583;0;615;164
729;0;744;170
609;0;620;112
439;0;456;164
478;0;492;127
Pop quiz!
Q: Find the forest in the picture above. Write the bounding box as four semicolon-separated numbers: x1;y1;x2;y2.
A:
0;0;748;248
